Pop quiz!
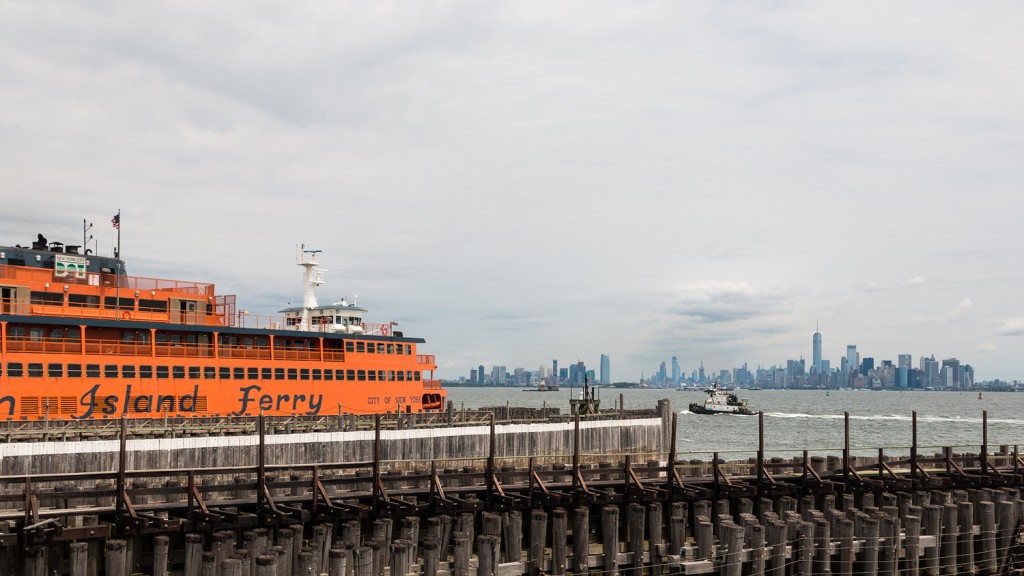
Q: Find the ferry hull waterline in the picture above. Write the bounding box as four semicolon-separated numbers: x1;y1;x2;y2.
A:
0;230;445;419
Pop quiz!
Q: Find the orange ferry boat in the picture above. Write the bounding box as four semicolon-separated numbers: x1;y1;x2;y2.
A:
0;232;446;419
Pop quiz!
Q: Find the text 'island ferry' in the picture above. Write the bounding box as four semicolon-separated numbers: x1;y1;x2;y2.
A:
0;231;446;419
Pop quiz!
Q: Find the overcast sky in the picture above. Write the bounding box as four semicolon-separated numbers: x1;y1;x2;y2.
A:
3;2;1024;381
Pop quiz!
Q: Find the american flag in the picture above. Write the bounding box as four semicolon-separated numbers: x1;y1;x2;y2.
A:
111;213;120;229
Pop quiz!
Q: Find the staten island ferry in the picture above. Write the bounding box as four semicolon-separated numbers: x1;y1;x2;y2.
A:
0;233;446;419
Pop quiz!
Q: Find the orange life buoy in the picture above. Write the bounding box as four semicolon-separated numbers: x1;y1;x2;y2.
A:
381;326;389;336
122;311;132;321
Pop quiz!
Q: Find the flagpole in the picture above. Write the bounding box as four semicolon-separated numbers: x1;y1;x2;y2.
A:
116;209;121;262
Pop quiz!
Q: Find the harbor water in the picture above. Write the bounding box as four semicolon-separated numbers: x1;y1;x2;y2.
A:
445;387;1024;459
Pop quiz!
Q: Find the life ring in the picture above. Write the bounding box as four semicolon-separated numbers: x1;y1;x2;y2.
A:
103;346;115;354
380;326;389;336
121;311;132;321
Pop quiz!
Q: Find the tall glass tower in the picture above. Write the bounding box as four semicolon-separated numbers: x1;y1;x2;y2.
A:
600;354;610;385
812;328;822;373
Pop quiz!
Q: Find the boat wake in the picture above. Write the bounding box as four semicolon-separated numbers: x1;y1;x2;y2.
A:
763;412;1024;425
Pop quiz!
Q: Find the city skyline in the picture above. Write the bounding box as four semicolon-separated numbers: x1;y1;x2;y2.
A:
457;325;998;389
3;4;1024;382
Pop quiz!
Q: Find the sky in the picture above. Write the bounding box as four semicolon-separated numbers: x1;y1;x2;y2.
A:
2;1;1024;382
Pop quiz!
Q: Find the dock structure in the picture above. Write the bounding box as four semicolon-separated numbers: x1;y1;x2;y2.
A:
0;403;1022;575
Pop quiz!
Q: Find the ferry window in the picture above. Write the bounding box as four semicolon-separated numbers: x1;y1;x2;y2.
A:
123;365;136;379
261;368;272;380
312;369;321;381
49;328;65;341
356;342;365;353
86;364;100;378
387;344;394;354
30;291;64;305
414;371;421;381
233;367;244;379
104;365;118;378
396;345;404;355
287;368;297;380
378;370;385;381
336;369;345;381
300;368;310;380
140;365;153;379
405;345;412;355
68;294;100;308
347;370;355;380
387;370;395;381
345;341;354;352
155;333;168;344
68;364;82;378
26;363;42;377
29;328;44;341
138;299;167;313
8;363;23;377
204;367;216;379
219;367;230;379
189;367;201;379
274;368;284;380
173;366;185;379
48;363;63;378
248;367;258;380
367;370;377;382
323;370;332;381
156;366;169;379
136;332;150;344
103;296;135;309
8;326;25;339
397;371;405;382
357;370;366;381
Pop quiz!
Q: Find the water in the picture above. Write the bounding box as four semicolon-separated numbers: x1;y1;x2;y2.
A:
444;387;1024;458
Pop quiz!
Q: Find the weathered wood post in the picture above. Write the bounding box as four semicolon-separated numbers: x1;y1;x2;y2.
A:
391;540;411;576
602;505;620;576
530;509;549;574
574;506;590;575
627;503;645;576
153;535;169;576
185;534;205;576
329;548;348;576
502;511;522;564
903;514;921;576
453;534;471;576
255;555;278;576
958;500;975;575
922;505;941;576
941;503;958;576
354;547;373;576
648;502;663;576
69;542;89;576
859;517;879;576
477;535;500;576
105;540;127;576
979;500;997;574
552;507;568;576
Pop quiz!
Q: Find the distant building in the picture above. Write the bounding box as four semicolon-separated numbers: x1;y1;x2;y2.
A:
941;358;961;388
478;364;485;385
812;329;822;373
861;357;875;376
898;354;912;370
600;354;611;385
846;345;858;374
671;356;680;385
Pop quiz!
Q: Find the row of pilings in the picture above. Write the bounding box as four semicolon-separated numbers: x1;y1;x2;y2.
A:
2;405;1023;574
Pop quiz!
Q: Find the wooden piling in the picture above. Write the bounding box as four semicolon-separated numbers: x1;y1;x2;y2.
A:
477;535;499;576
186;533;205;576
979;500;997;574
922;505;941;576
153;534;169;576
903;514;921;576
255;555;278;576
574;506;590;575
530;509;548;574
958;500;975;575
105;540;127;576
453;534;471;576
627;503;645;576
602;505;620;576
648;502;663;576
354;547;373;576
552;507;568;576
502;511;522;564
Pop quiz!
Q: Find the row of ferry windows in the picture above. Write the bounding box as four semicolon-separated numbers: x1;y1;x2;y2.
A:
0;363;422;382
6;327;412;355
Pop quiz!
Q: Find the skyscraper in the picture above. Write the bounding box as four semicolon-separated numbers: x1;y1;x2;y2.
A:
600;354;611;385
671;356;680;384
846;345;857;373
812;328;822;373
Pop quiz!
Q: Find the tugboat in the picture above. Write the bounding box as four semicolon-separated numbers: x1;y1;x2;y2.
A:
688;384;753;415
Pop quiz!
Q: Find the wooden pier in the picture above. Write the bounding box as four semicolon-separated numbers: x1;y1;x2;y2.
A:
1;405;1023;575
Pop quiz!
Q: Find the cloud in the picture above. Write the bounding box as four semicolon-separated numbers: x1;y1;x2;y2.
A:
975;343;997;352
669;281;797;324
997;318;1024;336
902;276;926;287
947;298;973;321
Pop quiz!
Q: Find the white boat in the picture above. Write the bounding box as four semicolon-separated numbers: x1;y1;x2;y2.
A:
688;384;754;415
